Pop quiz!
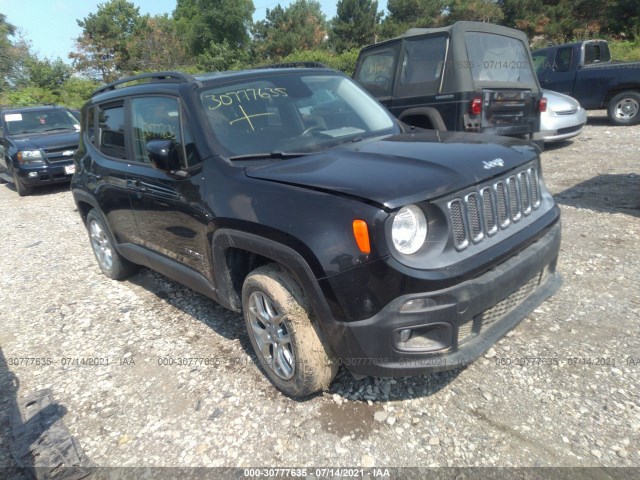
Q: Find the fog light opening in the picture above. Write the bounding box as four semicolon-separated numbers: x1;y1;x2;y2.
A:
399;329;412;342
28;172;39;178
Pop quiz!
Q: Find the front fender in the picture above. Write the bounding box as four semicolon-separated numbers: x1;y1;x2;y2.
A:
211;229;331;315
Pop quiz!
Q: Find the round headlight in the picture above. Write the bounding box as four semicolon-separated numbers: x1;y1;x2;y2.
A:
391;204;427;255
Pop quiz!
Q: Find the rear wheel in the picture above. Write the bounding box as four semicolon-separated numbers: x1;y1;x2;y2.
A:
242;264;338;397
607;91;640;126
86;209;138;280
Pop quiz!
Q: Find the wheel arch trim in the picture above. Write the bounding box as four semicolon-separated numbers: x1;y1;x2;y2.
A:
212;229;336;327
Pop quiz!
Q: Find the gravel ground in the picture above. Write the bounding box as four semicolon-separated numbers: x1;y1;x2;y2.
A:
0;111;639;475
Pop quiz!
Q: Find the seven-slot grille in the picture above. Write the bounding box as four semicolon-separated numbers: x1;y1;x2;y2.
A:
447;165;541;251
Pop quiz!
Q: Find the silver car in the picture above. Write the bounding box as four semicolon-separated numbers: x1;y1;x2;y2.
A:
539;89;587;143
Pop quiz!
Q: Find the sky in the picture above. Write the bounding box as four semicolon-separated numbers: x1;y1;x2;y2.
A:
0;0;388;63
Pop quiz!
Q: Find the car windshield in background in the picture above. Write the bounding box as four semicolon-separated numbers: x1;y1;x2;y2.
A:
464;32;537;86
3;109;79;135
199;72;397;157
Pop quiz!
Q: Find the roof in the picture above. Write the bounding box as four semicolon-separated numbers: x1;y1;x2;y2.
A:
1;105;67;114
360;21;531;52
89;66;341;102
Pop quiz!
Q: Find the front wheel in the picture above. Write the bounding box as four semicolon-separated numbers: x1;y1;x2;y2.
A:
607;91;640;126
86;209;138;280
12;170;33;196
242;264;338;397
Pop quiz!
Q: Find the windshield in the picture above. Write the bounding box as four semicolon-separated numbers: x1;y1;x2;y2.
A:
3;109;80;135
464;32;537;86
199;72;397;157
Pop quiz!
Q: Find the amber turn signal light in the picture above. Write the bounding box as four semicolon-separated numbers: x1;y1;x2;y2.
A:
352;219;371;254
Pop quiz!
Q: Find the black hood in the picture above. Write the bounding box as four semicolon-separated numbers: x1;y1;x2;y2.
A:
245;130;540;209
10;129;79;151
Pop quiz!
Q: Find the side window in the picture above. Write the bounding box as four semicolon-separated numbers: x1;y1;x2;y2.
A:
131;96;199;167
98;104;127;160
554;47;573;72
397;35;448;97
532;52;548;73
355;49;397;97
584;42;610;64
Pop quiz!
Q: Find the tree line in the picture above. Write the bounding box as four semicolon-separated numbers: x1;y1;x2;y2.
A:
1;0;639;107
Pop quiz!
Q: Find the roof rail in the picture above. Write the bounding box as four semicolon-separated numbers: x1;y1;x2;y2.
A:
91;71;196;97
255;62;329;70
1;103;60;110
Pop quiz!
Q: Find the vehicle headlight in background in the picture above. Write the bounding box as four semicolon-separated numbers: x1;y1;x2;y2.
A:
17;150;44;164
391;204;428;254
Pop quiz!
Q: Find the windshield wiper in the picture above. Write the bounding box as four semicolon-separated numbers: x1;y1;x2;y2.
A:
43;127;74;132
229;151;310;161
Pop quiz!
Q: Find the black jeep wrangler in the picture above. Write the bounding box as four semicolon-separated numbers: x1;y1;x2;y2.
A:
354;22;545;142
72;68;561;397
0;105;79;196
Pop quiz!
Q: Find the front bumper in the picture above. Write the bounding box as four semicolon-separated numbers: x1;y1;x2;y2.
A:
538;108;587;143
324;221;561;377
15;162;75;186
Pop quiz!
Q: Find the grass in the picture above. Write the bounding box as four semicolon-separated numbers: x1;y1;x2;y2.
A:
608;40;640;61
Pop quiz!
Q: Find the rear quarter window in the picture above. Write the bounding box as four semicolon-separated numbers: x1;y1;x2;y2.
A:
396;35;448;98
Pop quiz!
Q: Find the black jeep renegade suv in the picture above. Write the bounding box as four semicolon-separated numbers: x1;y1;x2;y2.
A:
72;69;561;397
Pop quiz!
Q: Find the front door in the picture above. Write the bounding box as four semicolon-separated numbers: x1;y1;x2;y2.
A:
126;96;211;281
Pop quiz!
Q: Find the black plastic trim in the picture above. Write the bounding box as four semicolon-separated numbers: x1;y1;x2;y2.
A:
118;243;218;301
211;229;336;332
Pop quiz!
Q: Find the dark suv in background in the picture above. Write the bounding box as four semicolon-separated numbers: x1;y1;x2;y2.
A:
72;68;561;397
0;105;79;196
354;22;545;142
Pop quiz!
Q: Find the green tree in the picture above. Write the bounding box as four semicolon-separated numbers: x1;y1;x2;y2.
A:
607;0;640;39
380;0;446;39
70;0;144;82
58;77;101;108
279;48;360;75
127;15;192;72
445;0;504;24
174;0;255;55
252;0;328;60
499;0;617;42
0;13;17;94
25;57;73;94
330;0;382;53
196;40;250;71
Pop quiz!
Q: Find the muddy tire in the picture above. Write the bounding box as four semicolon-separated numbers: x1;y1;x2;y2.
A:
242;264;338;397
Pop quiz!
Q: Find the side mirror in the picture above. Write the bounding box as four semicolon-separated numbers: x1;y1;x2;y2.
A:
146;139;179;172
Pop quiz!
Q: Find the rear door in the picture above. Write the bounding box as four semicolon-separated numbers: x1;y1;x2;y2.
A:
464;31;541;136
126;96;211;280
86;101;138;246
